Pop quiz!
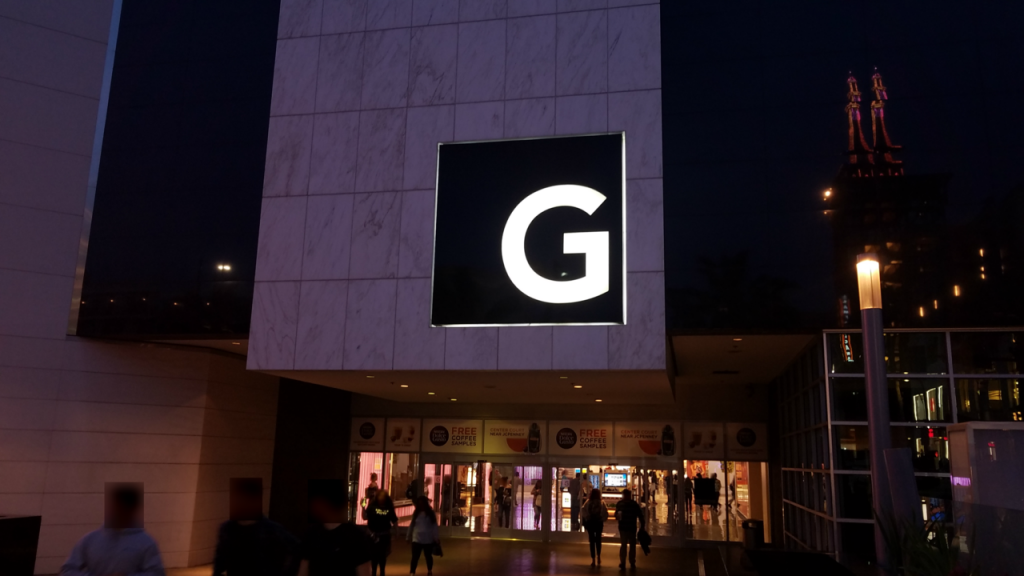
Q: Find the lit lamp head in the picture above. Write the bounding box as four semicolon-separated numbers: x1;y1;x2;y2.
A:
856;253;882;310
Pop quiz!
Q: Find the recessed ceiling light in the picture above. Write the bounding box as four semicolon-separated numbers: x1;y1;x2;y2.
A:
595;399;603;402
400;384;408;388
559;376;568;379
428;392;435;395
733;338;742;342
573;385;583;389
232;342;240;345
366;375;374;379
450;398;457;402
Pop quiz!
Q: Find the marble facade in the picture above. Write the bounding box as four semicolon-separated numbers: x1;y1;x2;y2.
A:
251;0;665;373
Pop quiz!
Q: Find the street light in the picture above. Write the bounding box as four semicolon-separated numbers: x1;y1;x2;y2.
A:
857;253;892;572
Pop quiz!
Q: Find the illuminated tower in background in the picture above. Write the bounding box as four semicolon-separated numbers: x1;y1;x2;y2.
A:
826;71;949;329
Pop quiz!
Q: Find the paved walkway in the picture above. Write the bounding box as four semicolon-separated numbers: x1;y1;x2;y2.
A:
168;539;749;576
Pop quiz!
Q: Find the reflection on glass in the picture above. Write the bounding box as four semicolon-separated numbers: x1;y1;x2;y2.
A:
950;332;1022;374
955;379;1023;422
836;474;873;519
884;332;948;375
834;425;951;473
889;379;950;422
831;378;867;421
828;333;864;374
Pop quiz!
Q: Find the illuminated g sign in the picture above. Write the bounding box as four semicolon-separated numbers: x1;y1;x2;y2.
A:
431;133;625;326
501;185;609;304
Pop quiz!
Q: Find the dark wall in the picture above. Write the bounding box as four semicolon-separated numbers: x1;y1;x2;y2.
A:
77;0;280;339
269;379;352;537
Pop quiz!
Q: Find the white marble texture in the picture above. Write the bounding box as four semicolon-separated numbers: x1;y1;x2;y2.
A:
444;327;498;369
460;0;506;21
309;112;359;194
409;24;458;106
509;0;557;16
413;0;459;25
504;97;554;138
247;282;300;370
609;89;662;178
361;29;410;109
404;105;454;189
626;178;663;272
315;33;364;112
454;101;503;140
255;197;307;281
608;271;664;369
348;192;401;278
295;280;348;369
608;5;660;92
555;93;607;134
263;115;313;197
256;0;665;374
278;0;323;38
456;20;505;103
558;0;606;10
506;15;556;99
398;189;435;278
366;0;412;30
552;326;608;369
498;327;553;369
356;108;406;191
270;37;320;115
302;194;354;280
556;10;606;95
322;0;367;34
393;279;445;369
343;279;398;369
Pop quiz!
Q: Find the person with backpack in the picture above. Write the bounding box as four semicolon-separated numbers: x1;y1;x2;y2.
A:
581;488;609;566
407;496;440;576
614;489;646;571
363;489;399;576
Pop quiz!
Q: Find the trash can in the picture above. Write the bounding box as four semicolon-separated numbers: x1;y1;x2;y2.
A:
741;519;764;549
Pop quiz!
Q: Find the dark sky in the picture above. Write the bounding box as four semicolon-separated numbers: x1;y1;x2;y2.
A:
661;1;1024;330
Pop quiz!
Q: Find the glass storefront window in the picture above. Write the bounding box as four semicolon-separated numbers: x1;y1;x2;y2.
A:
889;379;951;423
950;332;1022;374
834;425;951;473
831;378;867;421
955;379;1022;422
884;332;948;375
836;474;873;519
388;453;419;525
827;333;864;374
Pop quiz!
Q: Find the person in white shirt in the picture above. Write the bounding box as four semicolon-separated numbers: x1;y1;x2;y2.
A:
407;497;440;575
60;484;164;576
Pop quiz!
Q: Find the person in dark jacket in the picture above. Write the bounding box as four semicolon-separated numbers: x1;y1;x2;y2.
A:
302;485;374;576
614;489;646;570
214;478;299;576
581;489;609;566
363;489;399;576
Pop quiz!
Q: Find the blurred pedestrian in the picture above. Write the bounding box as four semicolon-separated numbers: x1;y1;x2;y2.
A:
581;489;609;566
214;478;298;576
363;489;398;576
301;483;373;576
407;496;440;575
60;484;164;576
614;489;646;571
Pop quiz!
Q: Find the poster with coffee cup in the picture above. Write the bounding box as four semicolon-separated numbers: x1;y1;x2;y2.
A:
385;418;421;452
682;422;724;460
547;421;614;456
725;422;768;461
350;418;385;451
614;422;681;458
483;420;545;455
421;419;483;453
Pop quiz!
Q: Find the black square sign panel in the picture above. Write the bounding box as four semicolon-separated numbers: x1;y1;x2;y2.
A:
431;133;626;326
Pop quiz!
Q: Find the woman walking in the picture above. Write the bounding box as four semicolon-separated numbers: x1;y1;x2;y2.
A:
531;479;543;530
408;497;440;576
581;488;609;566
363;489;399;576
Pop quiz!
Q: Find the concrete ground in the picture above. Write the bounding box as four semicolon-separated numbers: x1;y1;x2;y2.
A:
167;539;753;576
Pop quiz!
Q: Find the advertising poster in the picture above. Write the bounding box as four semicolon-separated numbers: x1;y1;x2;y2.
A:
614;421;681;458
385;418;421;452
725;423;768;461
350;417;385;451
682;422;725;460
547;421;614;457
482;420;545;455
421;419;483;454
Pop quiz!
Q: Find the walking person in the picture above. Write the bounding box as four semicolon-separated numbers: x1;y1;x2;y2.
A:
614;489;646;571
302;482;374;576
682;474;694;518
60;484;164;576
711;473;722;513
408;497;440;576
531;479;543;529
214;478;299;576
581;489;609;566
569;473;582;531
364;489;399;576
499;477;513;528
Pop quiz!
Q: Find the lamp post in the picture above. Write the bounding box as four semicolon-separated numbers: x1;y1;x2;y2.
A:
857;254;892;572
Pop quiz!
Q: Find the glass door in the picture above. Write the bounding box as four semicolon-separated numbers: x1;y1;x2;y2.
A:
488;463;545;540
